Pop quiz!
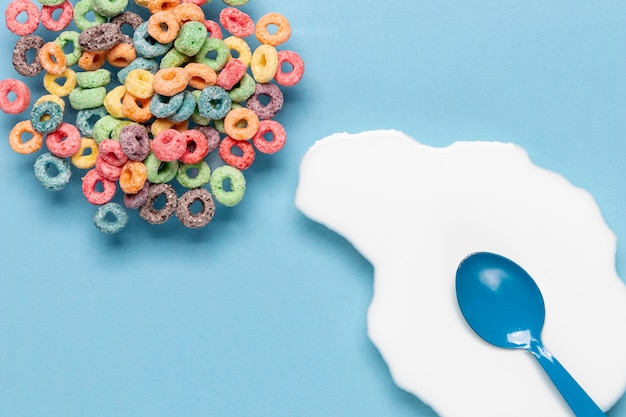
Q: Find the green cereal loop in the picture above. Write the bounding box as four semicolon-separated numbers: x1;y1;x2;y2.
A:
55;31;83;67
160;48;190;69
75;69;111;89
69;87;107;111
93;115;123;143
222;0;249;5
210;165;246;207
74;0;107;31
111;120;133;140
228;73;256;103
93;202;128;234
36;0;66;5
176;161;211;189
213;103;242;133
190;90;211;126
194;38;230;72
174;21;208;57
91;0;128;17
145;153;179;184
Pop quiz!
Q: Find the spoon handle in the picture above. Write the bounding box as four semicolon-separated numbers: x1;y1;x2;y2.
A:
528;340;605;417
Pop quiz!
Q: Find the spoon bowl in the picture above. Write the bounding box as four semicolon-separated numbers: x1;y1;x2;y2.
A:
456;252;605;417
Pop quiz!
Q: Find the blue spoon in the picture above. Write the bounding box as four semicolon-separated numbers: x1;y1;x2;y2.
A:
455;252;605;416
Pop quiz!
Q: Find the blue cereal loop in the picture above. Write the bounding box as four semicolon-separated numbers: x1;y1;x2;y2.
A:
133;22;172;59
169;91;196;123
93;202;129;234
30;101;64;134
117;57;159;84
150;92;184;119
198;86;232;120
33;152;72;191
76;106;109;137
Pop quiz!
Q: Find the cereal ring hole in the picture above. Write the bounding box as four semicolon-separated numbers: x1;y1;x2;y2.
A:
152;193;168;210
25;48;37;64
50;7;63;21
229;145;244;156
281;61;294;73
188;198;204;214
16;11;29;24
184;166;199;178
44;161;61;177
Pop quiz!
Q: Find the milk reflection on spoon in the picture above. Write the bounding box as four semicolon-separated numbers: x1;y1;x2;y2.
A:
456;252;605;416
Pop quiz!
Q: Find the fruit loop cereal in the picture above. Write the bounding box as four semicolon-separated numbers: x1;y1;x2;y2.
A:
1;0;305;234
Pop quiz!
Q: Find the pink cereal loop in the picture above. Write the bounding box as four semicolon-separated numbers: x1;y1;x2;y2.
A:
82;169;117;205
41;1;74;32
5;0;40;36
0;78;30;114
152;129;186;162
46;123;82;158
275;50;305;87
252;120;286;154
203;19;223;39
219;7;254;38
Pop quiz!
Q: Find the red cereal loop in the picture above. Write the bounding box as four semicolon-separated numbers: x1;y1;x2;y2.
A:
216;59;246;91
98;139;129;167
0;78;30;114
179;129;209;164
96;156;123;181
252;120;286;154
219;7;254;38
41;1;74;31
82;169;117;205
152;129;186;162
203;19;223;39
46;123;82;158
5;0;40;36
219;136;255;170
275;50;305;87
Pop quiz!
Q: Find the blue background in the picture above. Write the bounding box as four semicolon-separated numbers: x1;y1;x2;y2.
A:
1;0;625;416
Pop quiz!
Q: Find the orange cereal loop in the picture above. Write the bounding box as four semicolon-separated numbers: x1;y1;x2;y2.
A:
224;107;259;141
148;11;180;44
107;43;137;68
71;138;99;169
255;12;291;47
153;67;190;96
39;42;67;75
9;120;44;154
151;118;188;136
173;3;204;24
119;160;148;194
148;0;180;14
122;93;153;123
185;63;217;89
78;50;107;71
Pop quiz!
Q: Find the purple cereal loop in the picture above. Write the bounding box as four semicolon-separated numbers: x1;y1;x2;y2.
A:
12;35;45;77
193;126;221;153
119;123;151;161
245;83;284;120
124;181;150;209
78;23;124;51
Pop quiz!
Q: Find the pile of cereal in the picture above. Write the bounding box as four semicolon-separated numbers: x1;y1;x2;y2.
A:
2;0;304;234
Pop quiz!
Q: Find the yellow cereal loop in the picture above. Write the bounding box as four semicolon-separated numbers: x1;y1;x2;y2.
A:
104;85;127;119
224;36;252;67
251;44;278;84
34;94;66;112
43;68;77;97
124;69;155;99
151;118;189;136
71;137;99;169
